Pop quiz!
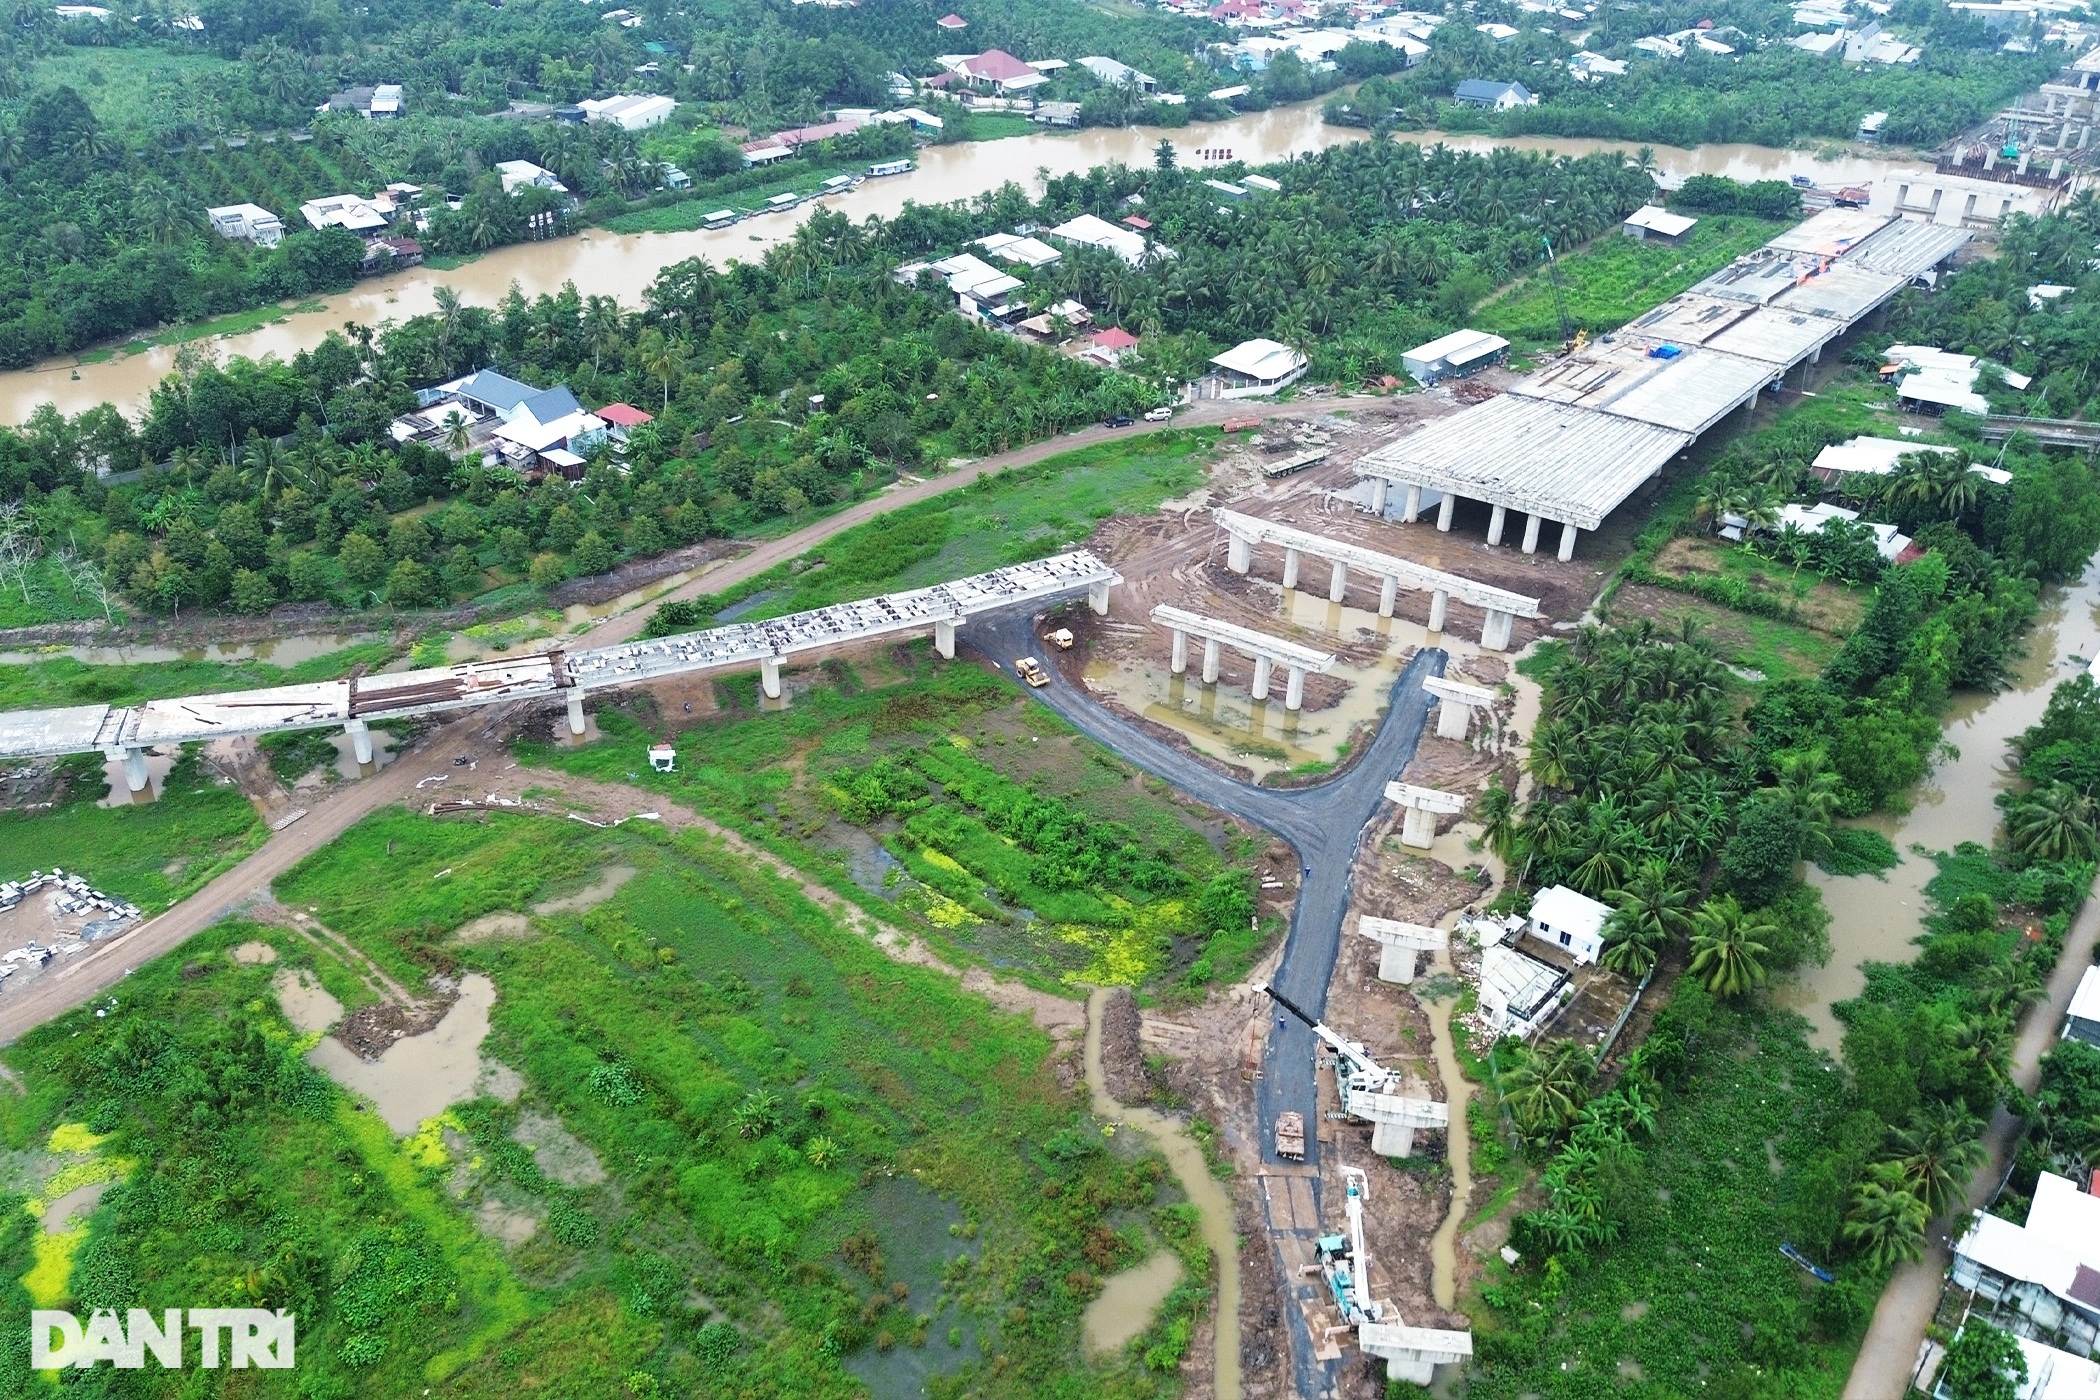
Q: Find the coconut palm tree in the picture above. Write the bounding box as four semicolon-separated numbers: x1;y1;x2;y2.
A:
1843;1164;1928;1269
2006;783;2099;862
1599;859;1693;979
1883;1104;1986;1220
1500;1040;1594;1143
1764;750;1843;860
1687;895;1774;998
1477;781;1522;866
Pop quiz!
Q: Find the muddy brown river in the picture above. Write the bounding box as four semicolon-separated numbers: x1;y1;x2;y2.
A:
0;107;1951;425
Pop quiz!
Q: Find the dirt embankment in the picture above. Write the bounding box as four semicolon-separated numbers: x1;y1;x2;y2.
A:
1095;986;1158;1106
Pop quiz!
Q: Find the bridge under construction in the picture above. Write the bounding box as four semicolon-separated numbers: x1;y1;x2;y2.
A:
0;551;1119;792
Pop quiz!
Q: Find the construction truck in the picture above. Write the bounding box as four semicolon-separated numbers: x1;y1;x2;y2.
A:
1274;1110;1306;1161
1044;628;1075;651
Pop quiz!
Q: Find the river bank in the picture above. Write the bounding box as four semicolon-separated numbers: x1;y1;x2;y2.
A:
0;107;1947;427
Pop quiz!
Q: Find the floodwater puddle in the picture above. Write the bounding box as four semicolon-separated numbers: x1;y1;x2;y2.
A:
97;746;175;806
231;941;279;965
1083;986;1241;1397
325;726;397;781
1083;1249;1183;1358
1421;923;1476;1311
453;911;534;943
840;1176;985;1400
511;1110;605;1187
832;825;906;897
0;632;382;668
1084;584;1478;779
531;864;636;915
305;973;497;1133
42;1181;107;1234
1778;553;2100;1046
271;968;343;1035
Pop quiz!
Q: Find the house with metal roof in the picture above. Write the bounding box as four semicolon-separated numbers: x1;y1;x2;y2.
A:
1206;339;1308;396
2066;966;2100;1047
1952;1171;2100;1356
1452;78;1535;108
1401;328;1508;384
1527;885;1610;966
1624;206;1697;241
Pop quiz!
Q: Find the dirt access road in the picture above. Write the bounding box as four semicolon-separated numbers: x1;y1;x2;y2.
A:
0;399;1399;1048
1842;879;2100;1398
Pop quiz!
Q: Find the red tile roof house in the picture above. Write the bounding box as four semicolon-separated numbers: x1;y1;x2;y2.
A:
937;11;967;27
957;49;1044;93
1082;326;1140;366
596;403;655;440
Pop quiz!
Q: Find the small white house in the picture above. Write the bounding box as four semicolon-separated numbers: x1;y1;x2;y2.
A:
207;203;285;247
2067;966;2100;1047
648;744;676;773
1402;328;1509;384
580;94;677;130
1527;884;1611;965
496;160;569;195
1207;339;1309;396
1478;939;1572;1038
1623;206;1697;242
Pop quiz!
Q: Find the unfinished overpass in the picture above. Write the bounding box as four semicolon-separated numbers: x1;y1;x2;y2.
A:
0;551;1120;791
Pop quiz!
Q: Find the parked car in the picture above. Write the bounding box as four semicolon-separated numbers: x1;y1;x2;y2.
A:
1144;406;1173;421
1104;415;1134;428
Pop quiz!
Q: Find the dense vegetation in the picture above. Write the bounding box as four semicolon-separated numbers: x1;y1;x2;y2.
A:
0;138;1664;630
1332;0;2052;150
1472;217;2100;1395
0;797;1215;1396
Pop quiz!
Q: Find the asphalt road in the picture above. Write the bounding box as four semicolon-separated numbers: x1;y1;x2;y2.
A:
967;605;1445;1172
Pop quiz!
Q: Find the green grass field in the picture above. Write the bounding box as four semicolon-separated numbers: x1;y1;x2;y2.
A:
0;804;1216;1396
1476;215;1788;347
0;749;264;907
0;640;395;711
656;432;1214;630
524;652;1268;994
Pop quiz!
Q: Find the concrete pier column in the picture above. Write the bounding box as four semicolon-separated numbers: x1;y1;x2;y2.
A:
1436;700;1469;741
1558;522;1579;562
346;719;374;765
1427;589;1449;634
933;618;956;659
1170;629;1189;675
1201;638;1221;685
1379;944;1421;983
1371;1121;1416;1159
120;747;149;793
760;657;782;700
1436;492;1457;532
1227;532;1252;573
1328;560;1348;604
1402;484;1423;523
567;694;589;736
1521;513;1543;555
1284;666;1306;712
1377;574;1398;618
1400;805;1437;848
1487;503;1508;546
1088;578;1112;615
1281;548;1300;590
1251;655;1273;701
1481;609;1515;652
1368;478;1389;514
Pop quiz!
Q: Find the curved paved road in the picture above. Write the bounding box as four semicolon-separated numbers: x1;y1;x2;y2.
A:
966;606;1444;1396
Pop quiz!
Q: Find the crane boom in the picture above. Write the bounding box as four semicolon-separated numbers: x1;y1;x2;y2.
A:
1257;983;1387;1077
